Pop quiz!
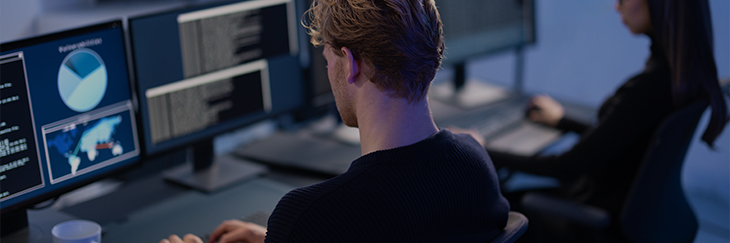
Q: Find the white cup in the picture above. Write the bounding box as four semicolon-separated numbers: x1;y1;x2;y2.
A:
51;220;102;243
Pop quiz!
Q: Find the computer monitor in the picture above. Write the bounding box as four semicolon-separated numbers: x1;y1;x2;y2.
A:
300;0;535;113
432;0;536;108
129;0;304;191
0;20;141;236
298;43;334;120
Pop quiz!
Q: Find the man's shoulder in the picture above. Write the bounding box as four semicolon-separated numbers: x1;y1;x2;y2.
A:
281;178;344;203
438;129;493;162
266;171;367;242
273;166;374;217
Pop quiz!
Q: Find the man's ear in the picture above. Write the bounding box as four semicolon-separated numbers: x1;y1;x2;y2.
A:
341;47;359;84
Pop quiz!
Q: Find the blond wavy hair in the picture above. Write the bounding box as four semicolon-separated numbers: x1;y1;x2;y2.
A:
304;0;444;102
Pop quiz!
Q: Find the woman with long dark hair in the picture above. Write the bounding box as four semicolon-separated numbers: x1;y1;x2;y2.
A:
468;0;728;240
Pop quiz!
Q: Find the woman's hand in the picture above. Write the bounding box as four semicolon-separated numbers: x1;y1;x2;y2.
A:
526;95;564;127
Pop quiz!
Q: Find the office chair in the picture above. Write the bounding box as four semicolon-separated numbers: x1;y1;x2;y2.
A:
521;100;709;243
491;211;529;243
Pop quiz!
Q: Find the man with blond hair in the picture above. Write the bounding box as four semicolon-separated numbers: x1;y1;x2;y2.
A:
162;0;508;242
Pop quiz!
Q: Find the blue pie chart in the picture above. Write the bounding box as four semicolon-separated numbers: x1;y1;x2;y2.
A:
58;48;107;112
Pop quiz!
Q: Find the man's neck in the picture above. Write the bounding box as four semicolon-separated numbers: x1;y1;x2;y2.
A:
354;84;439;156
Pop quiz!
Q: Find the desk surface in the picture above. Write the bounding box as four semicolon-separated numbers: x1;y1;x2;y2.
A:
4;165;326;243
430;92;596;126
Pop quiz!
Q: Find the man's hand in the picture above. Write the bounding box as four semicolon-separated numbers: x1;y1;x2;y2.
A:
160;234;203;243
526;95;564;127
208;220;267;243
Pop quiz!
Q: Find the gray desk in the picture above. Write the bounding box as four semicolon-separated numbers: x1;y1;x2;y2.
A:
3;167;323;243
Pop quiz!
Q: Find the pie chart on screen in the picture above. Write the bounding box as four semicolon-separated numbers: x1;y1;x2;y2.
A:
57;48;107;112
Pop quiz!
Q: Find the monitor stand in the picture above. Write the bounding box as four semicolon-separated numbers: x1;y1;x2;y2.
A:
430;62;511;110
163;139;267;193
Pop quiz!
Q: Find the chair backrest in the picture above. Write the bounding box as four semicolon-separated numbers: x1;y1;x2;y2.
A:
620;100;709;243
491;211;529;243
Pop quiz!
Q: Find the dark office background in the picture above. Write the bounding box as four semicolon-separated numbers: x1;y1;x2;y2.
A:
1;0;728;242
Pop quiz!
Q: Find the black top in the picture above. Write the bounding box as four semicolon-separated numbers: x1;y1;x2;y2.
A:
490;41;677;218
265;129;510;242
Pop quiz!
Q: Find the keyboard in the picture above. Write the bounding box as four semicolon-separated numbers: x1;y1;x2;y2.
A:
241;210;271;227
437;98;563;156
440;100;526;139
235;132;361;176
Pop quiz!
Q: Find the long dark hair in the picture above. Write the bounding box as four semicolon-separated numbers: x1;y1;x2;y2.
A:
647;0;728;147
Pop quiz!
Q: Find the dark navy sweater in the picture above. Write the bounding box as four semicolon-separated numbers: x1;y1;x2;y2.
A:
265;129;509;242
